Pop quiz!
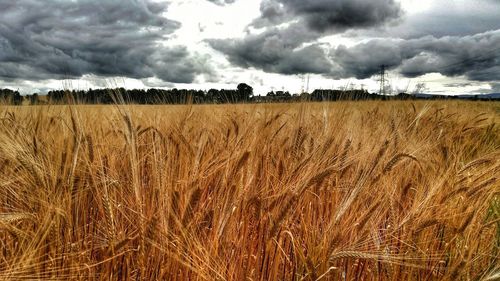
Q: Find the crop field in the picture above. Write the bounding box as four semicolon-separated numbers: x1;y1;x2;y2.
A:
0;101;499;280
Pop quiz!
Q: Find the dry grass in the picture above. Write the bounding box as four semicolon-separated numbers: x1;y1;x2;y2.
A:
0;101;499;280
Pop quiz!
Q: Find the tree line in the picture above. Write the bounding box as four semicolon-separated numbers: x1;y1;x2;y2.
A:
0;89;23;105
1;83;496;105
47;83;254;104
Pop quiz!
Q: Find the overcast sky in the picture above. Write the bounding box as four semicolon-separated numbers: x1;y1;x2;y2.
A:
0;0;499;95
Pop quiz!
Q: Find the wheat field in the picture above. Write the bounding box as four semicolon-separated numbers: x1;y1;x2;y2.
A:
0;101;498;280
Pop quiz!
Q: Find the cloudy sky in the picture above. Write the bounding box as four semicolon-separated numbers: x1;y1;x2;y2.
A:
0;0;499;95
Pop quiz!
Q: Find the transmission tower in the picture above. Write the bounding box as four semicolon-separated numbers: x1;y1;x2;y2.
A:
378;65;387;95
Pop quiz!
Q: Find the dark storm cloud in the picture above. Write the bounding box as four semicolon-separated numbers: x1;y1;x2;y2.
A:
329;30;500;81
208;0;500;84
331;40;404;79
210;24;499;81
209;0;402;76
207;24;334;74
206;0;236;5
253;0;402;32
0;0;213;83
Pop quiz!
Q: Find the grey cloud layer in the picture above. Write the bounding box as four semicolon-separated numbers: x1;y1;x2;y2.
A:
210;27;500;81
210;0;402;76
207;25;333;74
209;0;499;82
332;30;500;81
0;0;212;83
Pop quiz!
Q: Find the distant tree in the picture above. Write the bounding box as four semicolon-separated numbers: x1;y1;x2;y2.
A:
220;89;238;103
207;89;221;103
237;83;253;102
30;93;39;105
275;91;291;97
0;89;22;105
